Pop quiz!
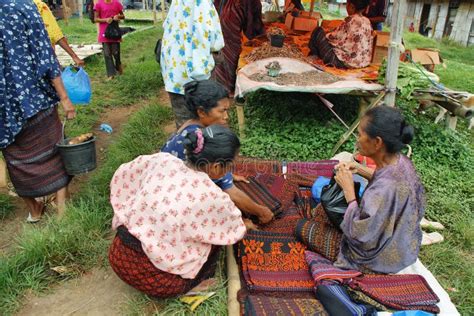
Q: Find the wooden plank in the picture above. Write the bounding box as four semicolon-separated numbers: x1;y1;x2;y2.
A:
0;157;8;189
384;0;406;107
331;92;385;156
226;245;240;316
55;44;102;66
235;101;246;139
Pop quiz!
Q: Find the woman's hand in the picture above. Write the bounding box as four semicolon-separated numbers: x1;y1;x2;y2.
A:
334;167;357;203
335;161;358;174
243;218;259;231
233;174;249;183
106;17;113;24
61;98;76;120
113;15;120;21
73;57;85;68
257;206;274;224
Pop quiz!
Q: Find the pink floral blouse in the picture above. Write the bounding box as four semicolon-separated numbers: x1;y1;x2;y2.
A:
327;14;374;68
111;153;246;279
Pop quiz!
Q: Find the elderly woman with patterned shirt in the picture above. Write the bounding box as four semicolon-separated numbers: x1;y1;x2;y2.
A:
309;0;373;69
109;125;253;298
333;106;425;274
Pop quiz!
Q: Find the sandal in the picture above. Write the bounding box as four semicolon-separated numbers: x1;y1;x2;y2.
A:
420;217;445;230
421;232;444;246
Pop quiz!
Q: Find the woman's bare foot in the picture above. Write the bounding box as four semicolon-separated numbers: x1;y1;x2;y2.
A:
23;197;45;222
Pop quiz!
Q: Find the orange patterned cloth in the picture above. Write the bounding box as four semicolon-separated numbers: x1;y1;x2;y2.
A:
239;230;314;292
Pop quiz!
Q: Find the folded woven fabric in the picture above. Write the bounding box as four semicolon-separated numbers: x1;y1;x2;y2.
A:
235;176;282;214
287;160;338;177
316;284;377;316
234;158;282;177
305;251;362;286
239;230;314;292
295;205;343;262
348;274;440;314
244;294;328;316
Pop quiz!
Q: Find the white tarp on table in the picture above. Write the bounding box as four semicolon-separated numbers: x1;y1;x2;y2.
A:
235;57;384;97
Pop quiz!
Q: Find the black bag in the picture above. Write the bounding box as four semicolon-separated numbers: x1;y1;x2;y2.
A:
320;176;361;229
154;38;162;64
104;21;122;40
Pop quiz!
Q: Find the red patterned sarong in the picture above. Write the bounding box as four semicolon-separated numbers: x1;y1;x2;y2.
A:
109;229;221;298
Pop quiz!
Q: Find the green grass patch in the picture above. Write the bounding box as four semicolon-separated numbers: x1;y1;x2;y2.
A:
0;194;15;220
58;17;154;45
0;103;172;315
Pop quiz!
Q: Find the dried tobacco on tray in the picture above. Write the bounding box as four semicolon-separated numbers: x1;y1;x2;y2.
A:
245;42;306;63
248;71;340;86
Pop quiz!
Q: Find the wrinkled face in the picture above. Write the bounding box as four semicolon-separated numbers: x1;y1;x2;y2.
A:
198;98;230;127
356;118;379;157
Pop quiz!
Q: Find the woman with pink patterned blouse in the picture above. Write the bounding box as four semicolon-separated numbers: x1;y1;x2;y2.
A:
108;125;251;298
309;0;373;69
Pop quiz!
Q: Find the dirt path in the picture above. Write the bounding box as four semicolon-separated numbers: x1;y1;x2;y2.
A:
13;88;175;316
17;268;138;316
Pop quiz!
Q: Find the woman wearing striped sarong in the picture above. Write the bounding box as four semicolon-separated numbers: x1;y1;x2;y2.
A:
213;0;265;95
0;0;76;222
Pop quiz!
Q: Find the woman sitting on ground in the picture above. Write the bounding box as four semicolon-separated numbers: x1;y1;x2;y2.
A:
161;79;274;224
309;0;373;69
333;105;424;273
109;125;253;297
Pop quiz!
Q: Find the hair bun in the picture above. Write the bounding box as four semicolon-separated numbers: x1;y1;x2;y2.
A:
184;81;199;95
401;125;414;144
183;130;199;153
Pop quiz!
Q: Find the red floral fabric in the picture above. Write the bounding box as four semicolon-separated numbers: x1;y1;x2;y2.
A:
326;14;374;68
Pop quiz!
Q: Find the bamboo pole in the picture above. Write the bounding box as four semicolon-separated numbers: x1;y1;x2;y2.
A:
383;0;407;106
226;245;240;316
152;0;157;24
161;0;166;21
78;0;83;24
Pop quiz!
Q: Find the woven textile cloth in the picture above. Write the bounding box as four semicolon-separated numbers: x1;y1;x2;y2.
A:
108;233;221;298
295;205;343;261
348;274;440;314
244;294;328;316
234;176;282;214
287;160;338;177
2;107;71;198
234;158;281;177
316;284;377;316
239;230;314;292
305;251;362;286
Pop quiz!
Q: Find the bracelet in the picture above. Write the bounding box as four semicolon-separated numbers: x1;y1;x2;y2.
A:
347;199;357;204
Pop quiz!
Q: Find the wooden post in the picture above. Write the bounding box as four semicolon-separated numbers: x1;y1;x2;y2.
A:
78;0;83;25
152;0;157;24
235;101;246;139
226;246;240;316
0;157;8;189
161;0;166;21
63;3;69;25
383;0;406;107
